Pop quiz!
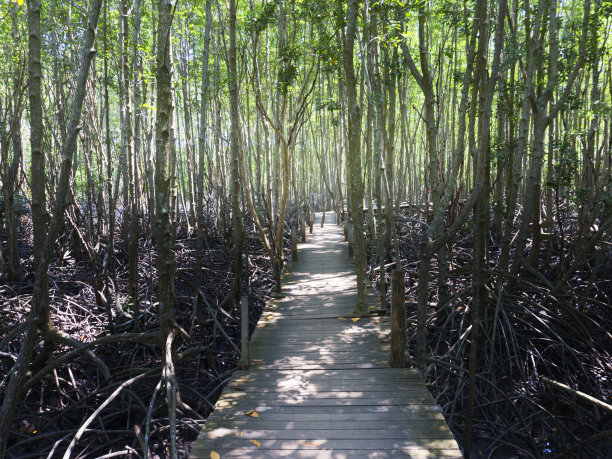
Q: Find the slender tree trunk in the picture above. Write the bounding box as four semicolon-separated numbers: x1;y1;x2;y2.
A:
194;0;212;325
366;7;387;309
464;1;505;453
28;0;50;333
103;0;116;331
229;0;244;301
343;0;367;314
129;0;143;320
155;0;179;456
3;6;25;282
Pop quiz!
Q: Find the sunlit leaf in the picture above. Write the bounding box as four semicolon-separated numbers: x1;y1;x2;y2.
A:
210;452;220;459
234;432;243;437
301;441;320;447
245;410;259;418
250;439;261;447
352;318;359;322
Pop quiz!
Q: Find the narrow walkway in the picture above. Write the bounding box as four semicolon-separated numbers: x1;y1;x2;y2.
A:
190;215;462;458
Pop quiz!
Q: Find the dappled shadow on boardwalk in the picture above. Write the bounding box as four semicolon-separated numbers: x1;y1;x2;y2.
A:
189;214;462;458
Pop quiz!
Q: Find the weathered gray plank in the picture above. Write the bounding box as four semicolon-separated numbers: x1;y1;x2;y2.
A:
202;428;454;441
208;404;445;417
190;448;462;458
192;438;462;453
202;419;448;430
230;368;422;379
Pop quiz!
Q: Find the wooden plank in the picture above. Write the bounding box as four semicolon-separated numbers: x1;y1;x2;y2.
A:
231;368;421;378
218;391;433;403
212;405;439;414
191;448;463;458
202;427;454;441
247;353;392;363
215;397;434;407
232;367;422;382
225;383;423;391
202;419;448;430
207;405;445;419
208;410;445;422
194;438;462;452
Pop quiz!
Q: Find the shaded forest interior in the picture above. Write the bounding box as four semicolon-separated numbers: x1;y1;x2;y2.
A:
0;0;611;457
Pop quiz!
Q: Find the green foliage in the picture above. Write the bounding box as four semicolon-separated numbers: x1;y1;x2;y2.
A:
433;0;471;27
316;98;340;111
491;139;515;167
248;0;279;34
276;44;300;94
298;0;329;23
316;33;341;74
546;139;577;190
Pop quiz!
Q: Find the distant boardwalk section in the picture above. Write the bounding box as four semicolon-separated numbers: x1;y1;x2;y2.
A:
190;214;462;458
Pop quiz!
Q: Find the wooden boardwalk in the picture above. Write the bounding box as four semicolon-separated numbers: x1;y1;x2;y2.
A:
190;215;462;458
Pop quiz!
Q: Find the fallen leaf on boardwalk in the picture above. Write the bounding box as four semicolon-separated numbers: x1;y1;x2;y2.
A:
301;442;321;448
245;410;259;418
266;315;274;319
234;432;243;437
352;318;360;322
252;358;263;362
337;317;347;320
210;452;220;459
250;439;261;447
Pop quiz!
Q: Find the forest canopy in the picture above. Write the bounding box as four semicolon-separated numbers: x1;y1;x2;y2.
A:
0;0;610;457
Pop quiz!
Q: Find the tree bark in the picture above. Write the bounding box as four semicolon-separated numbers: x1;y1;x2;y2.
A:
229;0;244;301
155;0;179;456
343;0;368;314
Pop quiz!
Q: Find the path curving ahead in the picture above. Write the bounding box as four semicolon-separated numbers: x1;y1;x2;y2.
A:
190;214;462;458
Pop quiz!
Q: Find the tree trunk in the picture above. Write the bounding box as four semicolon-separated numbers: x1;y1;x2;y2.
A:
229;0;244;301
343;0;367;314
155;0;179;456
28;0;50;333
366;7;387;309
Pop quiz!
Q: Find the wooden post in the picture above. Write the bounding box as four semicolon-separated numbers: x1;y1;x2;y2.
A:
309;207;314;233
291;224;298;261
344;217;349;241
347;220;354;258
239;296;249;369
391;270;406;368
274;258;281;292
